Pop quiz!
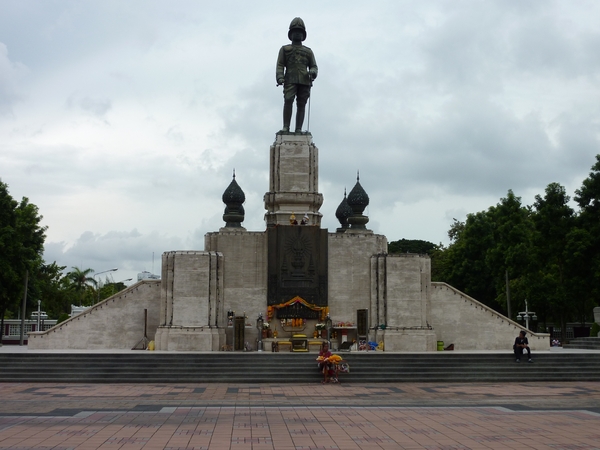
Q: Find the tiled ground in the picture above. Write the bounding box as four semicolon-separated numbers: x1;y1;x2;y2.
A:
1;382;599;449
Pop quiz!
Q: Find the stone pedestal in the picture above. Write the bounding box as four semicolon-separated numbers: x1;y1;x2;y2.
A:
594;307;600;324
264;133;323;227
369;253;436;351
155;251;225;351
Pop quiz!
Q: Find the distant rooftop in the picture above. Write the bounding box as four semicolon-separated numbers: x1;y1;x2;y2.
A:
137;271;160;281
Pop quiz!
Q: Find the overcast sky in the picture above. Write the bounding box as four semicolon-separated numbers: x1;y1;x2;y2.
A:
2;1;600;286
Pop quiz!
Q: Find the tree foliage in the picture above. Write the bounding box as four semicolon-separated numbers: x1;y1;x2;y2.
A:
428;156;600;329
434;191;534;312
34;262;69;319
0;181;101;323
66;267;97;306
0;180;47;321
574;154;600;308
388;239;437;255
387;239;451;282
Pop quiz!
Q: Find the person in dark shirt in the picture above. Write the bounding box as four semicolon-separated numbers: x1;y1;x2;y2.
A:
514;330;533;363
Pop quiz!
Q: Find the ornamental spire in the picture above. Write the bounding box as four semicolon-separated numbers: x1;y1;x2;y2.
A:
222;171;246;228
347;173;370;230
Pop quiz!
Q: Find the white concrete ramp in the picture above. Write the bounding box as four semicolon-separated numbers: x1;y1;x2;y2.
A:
27;280;161;350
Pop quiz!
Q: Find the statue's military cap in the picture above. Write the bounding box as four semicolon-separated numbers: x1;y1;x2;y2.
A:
288;17;307;41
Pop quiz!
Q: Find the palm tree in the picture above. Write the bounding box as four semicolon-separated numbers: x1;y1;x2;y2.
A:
66;267;97;306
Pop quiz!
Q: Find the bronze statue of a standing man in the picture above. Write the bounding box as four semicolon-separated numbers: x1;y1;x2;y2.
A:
276;17;318;133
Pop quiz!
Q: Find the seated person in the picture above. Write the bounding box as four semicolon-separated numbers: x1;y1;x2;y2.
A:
514;330;533;363
317;342;334;382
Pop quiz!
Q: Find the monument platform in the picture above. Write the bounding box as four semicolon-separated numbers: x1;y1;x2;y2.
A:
264;133;323;227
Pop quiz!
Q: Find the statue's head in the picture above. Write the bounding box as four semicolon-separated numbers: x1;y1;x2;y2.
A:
288;17;307;41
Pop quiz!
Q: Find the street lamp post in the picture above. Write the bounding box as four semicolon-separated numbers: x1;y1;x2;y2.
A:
94;268;118;304
517;299;537;331
30;301;48;332
36;300;41;331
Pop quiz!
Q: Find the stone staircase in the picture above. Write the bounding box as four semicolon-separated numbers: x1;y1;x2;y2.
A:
2;351;600;383
563;337;600;350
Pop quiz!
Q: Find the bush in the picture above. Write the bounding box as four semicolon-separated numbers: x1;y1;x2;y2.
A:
591;322;600;338
56;313;70;325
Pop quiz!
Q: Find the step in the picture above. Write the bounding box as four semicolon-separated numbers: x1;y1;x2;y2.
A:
2;352;600;383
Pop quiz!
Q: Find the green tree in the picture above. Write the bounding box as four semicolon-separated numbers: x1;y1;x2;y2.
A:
440;191;534;314
430;219;463;282
442;210;497;308
388;239;437;255
66;267;97;306
387;239;450;281
486;190;535;313
0;180;47;341
574;154;600;312
0;181;19;321
98;280;129;302
434;156;600;331
33;262;69;319
529;183;575;337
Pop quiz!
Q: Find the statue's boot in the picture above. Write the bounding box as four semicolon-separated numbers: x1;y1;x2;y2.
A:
282;102;293;132
295;105;306;133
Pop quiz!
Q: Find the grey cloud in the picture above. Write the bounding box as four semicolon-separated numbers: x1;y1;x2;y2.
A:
507;13;600;79
44;228;187;279
166;126;184;144
553;110;600;174
0;42;27;116
66;92;111;117
3;0;600;265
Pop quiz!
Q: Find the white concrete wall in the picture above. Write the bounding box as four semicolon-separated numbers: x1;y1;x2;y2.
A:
430;282;549;350
380;254;437;351
156;251;224;351
385;255;431;328
27;281;161;350
328;232;387;323
205;230;267;327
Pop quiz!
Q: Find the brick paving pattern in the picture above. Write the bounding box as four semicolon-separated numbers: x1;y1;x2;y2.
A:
1;382;599;449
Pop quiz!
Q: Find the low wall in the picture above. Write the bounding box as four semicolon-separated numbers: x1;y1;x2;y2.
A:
28;281;161;350
430;282;549;351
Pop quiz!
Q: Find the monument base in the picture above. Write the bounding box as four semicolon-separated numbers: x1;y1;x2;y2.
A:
155;326;225;351
380;329;437;352
264;133;323;227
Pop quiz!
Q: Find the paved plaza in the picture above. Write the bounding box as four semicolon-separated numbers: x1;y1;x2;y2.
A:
0;381;599;450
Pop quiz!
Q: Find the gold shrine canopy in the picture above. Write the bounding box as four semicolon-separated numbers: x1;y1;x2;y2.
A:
267;296;329;322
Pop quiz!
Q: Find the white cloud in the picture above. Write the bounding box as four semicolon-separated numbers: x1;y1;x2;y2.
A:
0;1;599;282
66;92;112;118
0;42;28;116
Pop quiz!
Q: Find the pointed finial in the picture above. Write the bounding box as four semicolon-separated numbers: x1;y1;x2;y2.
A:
357;170;360;182
233;168;236;179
